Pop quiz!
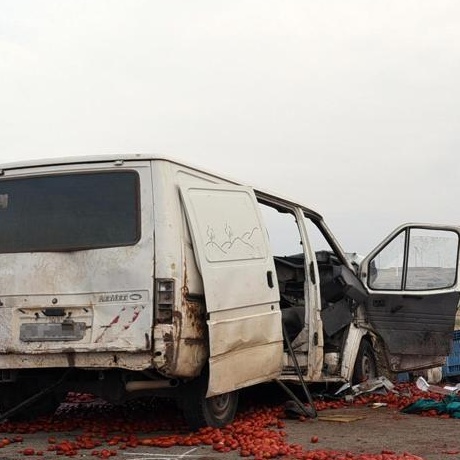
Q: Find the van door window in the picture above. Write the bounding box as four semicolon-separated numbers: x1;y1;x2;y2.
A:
368;228;458;291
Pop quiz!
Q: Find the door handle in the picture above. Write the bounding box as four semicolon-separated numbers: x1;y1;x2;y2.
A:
267;270;274;288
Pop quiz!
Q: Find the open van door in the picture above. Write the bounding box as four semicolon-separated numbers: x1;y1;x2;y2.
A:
180;185;283;396
360;224;460;372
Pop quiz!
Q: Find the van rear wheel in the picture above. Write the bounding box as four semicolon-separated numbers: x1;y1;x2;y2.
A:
182;374;239;430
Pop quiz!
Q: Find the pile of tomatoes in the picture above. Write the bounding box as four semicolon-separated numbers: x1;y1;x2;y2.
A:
0;383;449;459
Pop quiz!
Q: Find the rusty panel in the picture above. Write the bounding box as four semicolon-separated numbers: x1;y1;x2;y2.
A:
153;284;207;378
174;295;208;377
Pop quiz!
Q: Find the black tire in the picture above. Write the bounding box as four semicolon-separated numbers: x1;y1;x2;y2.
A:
352;338;378;384
182;373;239;430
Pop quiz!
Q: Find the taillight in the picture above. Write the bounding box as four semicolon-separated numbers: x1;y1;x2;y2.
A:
155;279;175;324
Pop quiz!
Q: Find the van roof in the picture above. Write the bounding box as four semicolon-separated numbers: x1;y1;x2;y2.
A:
0;154;168;171
0;153;323;219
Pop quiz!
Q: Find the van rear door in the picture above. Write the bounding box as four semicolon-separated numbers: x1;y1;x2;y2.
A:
0;162;154;362
360;224;460;372
180;185;283;396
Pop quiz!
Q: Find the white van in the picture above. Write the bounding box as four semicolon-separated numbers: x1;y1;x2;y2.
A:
0;154;458;429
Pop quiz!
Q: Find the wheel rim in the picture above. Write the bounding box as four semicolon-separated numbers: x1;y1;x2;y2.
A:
362;353;376;379
208;393;232;420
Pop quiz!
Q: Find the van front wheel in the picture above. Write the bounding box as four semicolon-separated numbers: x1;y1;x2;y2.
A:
352;338;377;384
182;376;239;430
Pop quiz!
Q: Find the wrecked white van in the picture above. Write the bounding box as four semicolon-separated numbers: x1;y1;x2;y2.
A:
0;155;458;428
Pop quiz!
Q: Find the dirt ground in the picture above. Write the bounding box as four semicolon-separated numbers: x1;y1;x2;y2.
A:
0;384;459;459
284;405;460;460
0;405;459;460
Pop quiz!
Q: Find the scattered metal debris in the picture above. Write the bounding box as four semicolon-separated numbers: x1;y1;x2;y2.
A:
335;376;395;397
415;376;460;396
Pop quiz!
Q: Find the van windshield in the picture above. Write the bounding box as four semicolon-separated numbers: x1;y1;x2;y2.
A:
0;171;140;253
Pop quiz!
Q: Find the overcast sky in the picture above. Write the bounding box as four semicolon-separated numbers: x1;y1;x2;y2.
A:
1;0;459;255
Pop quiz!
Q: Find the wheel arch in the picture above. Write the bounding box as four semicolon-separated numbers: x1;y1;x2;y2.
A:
341;324;391;383
181;364;239;430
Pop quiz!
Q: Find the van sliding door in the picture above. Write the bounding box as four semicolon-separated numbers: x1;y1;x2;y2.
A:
180;185;283;396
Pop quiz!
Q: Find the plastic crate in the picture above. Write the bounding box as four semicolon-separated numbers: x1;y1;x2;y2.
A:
442;330;460;378
397;372;410;382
